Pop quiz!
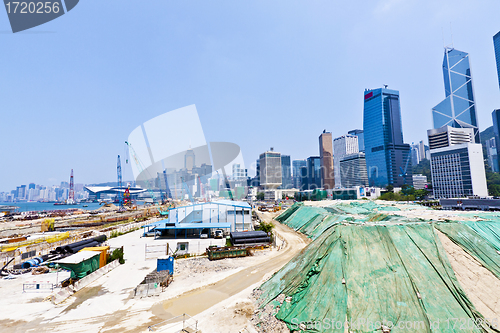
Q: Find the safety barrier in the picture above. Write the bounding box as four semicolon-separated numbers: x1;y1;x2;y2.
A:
23;282;56;292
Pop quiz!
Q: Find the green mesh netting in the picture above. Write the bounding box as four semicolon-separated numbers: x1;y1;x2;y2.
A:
462;221;500;252
275;202;303;222
259;224;497;332
435;223;500;280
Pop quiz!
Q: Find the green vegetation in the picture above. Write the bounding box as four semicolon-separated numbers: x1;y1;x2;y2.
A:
108;247;125;264
256;192;265;200
412;159;431;183
379;185;428;201
486;172;500;197
257;220;275;233
109;227;140;239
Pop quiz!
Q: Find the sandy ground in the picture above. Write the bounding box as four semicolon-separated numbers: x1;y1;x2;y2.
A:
437;230;500;322
189;215;310;333
0;211;306;333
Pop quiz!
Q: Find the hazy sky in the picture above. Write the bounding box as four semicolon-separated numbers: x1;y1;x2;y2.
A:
2;0;500;192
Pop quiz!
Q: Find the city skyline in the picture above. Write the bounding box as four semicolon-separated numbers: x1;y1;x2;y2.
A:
2;2;500;191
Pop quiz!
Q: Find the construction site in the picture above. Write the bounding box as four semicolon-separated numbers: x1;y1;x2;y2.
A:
0;199;498;332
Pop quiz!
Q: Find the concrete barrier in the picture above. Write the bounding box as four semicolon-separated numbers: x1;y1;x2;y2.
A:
52;259;121;304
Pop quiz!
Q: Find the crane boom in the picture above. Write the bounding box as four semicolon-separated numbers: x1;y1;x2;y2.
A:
117;155;123;208
125;141;167;215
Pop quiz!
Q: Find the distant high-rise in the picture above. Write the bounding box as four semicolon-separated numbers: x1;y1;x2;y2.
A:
318;131;335;189
333;135;359;187
493;32;500;90
410;144;420;167
427;126;487;198
486;138;499;173
432;47;480;143
418;141;426;161
363;87;412;187
492;109;500;172
185;149;195;172
292;160;306;189
348;129;365;152
305;156;321;190
280;155;292;189
259;148;282;189
339;152;368;188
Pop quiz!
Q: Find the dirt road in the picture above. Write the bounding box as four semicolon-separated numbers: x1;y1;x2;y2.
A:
144;216;310;330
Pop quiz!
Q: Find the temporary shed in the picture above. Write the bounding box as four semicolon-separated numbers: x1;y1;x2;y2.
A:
53;251;100;279
79;246;110;268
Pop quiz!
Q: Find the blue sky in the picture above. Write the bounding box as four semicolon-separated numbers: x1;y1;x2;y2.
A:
1;0;500;191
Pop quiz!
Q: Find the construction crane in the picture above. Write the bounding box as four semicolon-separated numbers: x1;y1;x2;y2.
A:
125;141;168;216
67;169;75;204
117;155;124;210
399;153;412;185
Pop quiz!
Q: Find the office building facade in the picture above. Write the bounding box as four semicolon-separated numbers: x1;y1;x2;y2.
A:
333;134;359;187
412;174;428;190
302;156;321;190
348;129;365;152
339;152;369;188
363;88;412;187
318;131;335;189
280;155;292;189
492;109;500;172
411;144;420;167
259;148;282;189
432;47;480;143
486;137;499;173
292;160;306;189
428;126;487;198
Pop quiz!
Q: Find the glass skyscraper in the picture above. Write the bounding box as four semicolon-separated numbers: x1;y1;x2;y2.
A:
493;32;500;90
492;109;500;172
363;88;412;187
432;47;480;143
280;155;292;189
292;159;306;189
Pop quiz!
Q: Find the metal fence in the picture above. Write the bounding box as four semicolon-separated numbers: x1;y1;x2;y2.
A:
23;282;57;292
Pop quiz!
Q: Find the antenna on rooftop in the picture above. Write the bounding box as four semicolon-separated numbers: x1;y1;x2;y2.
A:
450;22;454;48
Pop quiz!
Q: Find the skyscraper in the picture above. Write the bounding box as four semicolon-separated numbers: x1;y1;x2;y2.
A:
306;156;321;190
339;152;368;188
363;87;412;187
280;155;292;189
432;47;480;143
259;148;282;189
292;160;306;189
348;129;365;152
493;32;500;89
410;144;420;167
492;109;500;172
486;137;499;173
333;134;359;188
318;131;335;189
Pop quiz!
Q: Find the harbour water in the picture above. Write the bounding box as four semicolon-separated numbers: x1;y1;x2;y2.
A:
0;202;102;213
